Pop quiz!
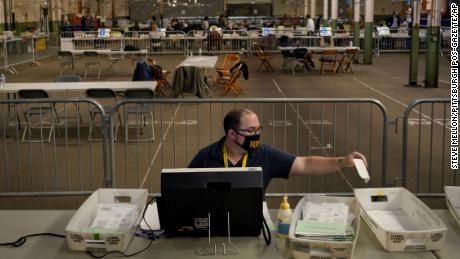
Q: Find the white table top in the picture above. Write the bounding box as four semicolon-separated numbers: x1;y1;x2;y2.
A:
433;210;460;259
278;46;359;52
0;81;156;93
0;209;440;259
178;56;218;68
70;49;148;55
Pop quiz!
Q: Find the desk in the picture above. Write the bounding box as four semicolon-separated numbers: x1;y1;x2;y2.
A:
433;210;460;259
0;81;156;93
278;46;359;53
0;209;438;259
278;47;359;74
178;56;218;69
70;49;148;56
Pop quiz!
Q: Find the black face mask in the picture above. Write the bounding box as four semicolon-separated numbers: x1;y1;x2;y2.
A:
234;130;260;153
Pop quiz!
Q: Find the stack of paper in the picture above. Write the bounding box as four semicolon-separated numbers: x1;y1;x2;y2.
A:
295;202;355;241
84;203;139;233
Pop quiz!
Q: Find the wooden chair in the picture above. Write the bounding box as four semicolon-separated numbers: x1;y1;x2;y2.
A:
222;63;243;96
336;48;358;73
215;54;240;86
148;58;170;97
319;49;338;74
154;70;170;97
254;47;274;72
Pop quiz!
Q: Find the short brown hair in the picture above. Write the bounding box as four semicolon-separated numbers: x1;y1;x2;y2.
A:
223;108;254;135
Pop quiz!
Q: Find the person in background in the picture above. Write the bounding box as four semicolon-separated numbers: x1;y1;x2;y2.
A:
305;14;315;35
202;16;210;30
387;11;400;29
218;14;227;28
189;108;367;191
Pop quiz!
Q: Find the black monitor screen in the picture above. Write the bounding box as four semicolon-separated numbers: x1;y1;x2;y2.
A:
159;167;263;237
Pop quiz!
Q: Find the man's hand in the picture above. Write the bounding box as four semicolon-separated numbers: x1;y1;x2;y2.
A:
341;151;368;168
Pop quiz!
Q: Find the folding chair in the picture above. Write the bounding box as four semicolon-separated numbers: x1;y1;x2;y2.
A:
319;49;338;74
254;47;274;72
222;63;243;96
55;75;84;123
123;89;155;142
336;48;358;73
83;51;102;80
57;51;75;76
85;88;122;141
291;48;309;74
107;52;122;74
215;54;240;86
18;89;59;143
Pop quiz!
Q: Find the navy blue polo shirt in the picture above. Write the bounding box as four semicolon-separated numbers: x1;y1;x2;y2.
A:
188;137;296;191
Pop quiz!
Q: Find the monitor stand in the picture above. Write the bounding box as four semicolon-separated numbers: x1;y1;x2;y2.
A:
196;212;239;256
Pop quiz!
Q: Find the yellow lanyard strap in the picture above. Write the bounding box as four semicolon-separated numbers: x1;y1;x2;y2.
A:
223;141;248;168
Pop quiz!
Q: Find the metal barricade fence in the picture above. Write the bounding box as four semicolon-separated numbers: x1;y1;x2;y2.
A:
110;98;388;197
0;38;6;72
249;30;321;53
70;31;122;50
0;98;111;196
186;30;250;55
123;31;151;52
34;33;60;61
401;99;458;196
4;36;34;72
146;31;187;55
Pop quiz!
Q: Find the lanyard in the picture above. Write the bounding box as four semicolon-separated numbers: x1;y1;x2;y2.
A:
222;140;248;168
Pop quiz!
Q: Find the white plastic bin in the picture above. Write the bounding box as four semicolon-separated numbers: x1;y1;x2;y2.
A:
65;188;148;252
354;187;447;251
289;195;360;259
445;186;460;228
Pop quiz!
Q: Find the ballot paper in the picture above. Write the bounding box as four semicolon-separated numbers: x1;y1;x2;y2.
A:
302;202;349;224
296;201;355;241
85;203;139;232
353;158;370;183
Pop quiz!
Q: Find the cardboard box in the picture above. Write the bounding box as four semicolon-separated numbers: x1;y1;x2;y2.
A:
65;188;148;252
289;195;360;259
354;187;447;251
445;186;460;228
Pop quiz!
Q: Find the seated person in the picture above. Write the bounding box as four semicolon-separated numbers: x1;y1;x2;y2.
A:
189;108;367;191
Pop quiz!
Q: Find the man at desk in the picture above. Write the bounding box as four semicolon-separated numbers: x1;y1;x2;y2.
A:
189;108;367;190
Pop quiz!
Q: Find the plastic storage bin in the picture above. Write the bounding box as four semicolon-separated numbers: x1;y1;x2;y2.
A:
65;188;148;252
445;186;460;228
288;195;360;259
354;187;447;251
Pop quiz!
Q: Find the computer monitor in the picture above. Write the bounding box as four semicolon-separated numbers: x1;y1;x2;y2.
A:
262;27;276;37
376;26;390;36
159;167;263;237
97;28;111;38
319;26;332;37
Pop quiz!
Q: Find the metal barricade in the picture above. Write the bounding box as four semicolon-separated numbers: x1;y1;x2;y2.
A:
0;98;111;196
0;38;6;72
186;30;250;55
441;27;451;54
249;29;321;53
70;31;122;50
34;33;57;61
110;98;388;196
4;36;34;72
333;34;353;47
148;30;187;55
401;99;457;196
123;31;151;51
